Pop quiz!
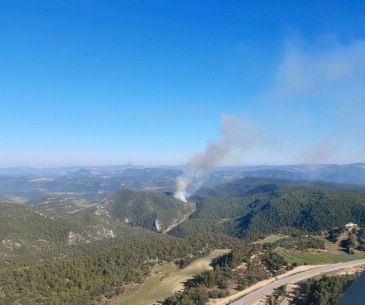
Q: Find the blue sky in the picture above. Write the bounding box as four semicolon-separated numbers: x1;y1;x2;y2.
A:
1;1;365;166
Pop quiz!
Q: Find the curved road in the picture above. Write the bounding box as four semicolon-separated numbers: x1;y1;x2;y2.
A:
230;259;365;305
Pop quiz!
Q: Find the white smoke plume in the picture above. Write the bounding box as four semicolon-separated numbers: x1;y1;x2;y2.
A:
174;115;258;202
175;37;365;202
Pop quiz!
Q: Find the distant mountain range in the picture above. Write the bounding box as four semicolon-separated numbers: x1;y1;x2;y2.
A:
1;163;365;201
0;165;179;177
241;163;365;185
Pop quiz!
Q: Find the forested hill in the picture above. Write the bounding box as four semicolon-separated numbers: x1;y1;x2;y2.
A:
195;177;365;198
0;198;202;305
99;189;194;232
171;177;365;240
0;188;195;261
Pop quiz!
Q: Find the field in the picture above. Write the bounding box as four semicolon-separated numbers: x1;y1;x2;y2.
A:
278;237;365;265
116;249;230;305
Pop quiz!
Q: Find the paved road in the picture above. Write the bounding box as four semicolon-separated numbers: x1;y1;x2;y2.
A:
230;259;365;305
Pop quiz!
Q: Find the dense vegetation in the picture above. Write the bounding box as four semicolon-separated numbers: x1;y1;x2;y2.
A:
242;188;365;239
171;178;365;240
293;274;357;305
0;195;232;305
0;225;200;305
102;189;194;232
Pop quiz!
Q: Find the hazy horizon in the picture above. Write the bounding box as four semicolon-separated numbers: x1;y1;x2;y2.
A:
0;161;364;170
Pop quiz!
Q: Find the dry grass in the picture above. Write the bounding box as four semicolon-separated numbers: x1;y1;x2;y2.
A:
114;249;230;305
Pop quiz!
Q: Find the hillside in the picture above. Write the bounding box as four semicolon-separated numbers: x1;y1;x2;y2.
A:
171;178;365;240
0;189;195;263
0;200;122;267
100;190;194;232
0;199;202;305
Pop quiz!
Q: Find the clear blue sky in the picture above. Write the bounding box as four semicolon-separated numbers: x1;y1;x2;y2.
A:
1;0;365;166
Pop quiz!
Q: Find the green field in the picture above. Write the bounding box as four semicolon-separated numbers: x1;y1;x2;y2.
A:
278;237;365;265
116;249;229;305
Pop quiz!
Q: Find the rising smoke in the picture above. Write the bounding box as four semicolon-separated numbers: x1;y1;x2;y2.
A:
175;38;365;202
174;115;258;202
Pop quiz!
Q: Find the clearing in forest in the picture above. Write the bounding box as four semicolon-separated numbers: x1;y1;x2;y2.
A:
116;249;230;305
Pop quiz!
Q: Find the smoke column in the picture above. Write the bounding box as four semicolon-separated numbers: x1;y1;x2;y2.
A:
174;115;258;202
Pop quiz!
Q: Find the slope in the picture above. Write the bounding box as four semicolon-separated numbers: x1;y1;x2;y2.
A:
171;178;365;240
100;189;195;232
